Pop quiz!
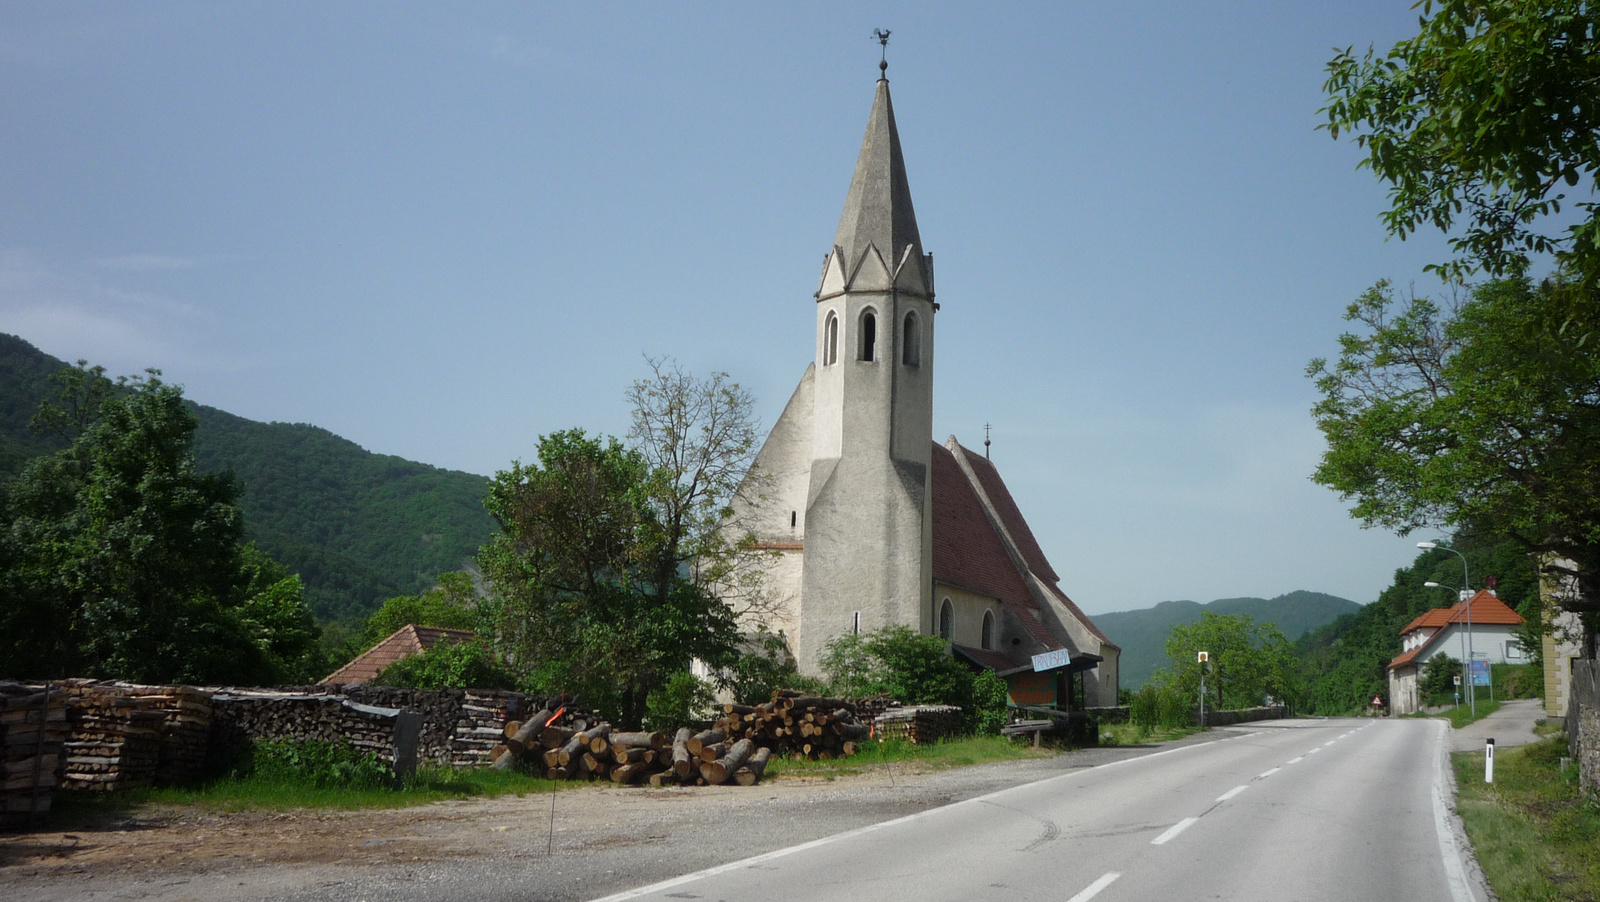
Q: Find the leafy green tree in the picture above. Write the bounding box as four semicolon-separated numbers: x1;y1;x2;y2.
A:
479;429;741;729
0;363;317;684
358;571;480;648
1322;0;1600;307
1421;653;1462;702
1162;612;1297;711
372;638;519;691
1308;278;1600;610
720;629;826;703
643;671;717;733
819;625;1009;733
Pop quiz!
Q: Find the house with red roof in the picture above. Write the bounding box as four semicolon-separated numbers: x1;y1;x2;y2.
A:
321;624;476;686
723;65;1118;709
1387;590;1526;715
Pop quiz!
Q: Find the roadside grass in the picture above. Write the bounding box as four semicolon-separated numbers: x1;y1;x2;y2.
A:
52;766;571;820
765;735;1050;781
1098;722;1203;747
1453;734;1600;902
1443;699;1501;728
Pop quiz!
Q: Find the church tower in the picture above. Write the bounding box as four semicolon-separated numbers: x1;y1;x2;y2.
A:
795;66;937;671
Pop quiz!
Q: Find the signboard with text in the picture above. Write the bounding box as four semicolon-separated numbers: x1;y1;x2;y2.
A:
1031;648;1071;672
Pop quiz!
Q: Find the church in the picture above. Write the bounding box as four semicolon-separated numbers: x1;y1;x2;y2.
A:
728;62;1120;709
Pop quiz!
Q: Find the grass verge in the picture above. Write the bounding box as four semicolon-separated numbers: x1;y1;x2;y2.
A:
1442;699;1502;728
1098;722;1204;747
1453;733;1600;901
52;766;572;820
765;735;1050;781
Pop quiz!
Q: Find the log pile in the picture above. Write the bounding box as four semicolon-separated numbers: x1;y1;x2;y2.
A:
1;683;68;830
872;705;963;744
485;689;876;787
60;684;168;791
209;690;409;765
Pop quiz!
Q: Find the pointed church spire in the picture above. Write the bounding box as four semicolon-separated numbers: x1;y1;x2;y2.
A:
830;70;925;291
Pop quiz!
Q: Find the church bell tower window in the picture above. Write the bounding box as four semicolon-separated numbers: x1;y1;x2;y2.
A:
902;311;920;366
858;309;877;361
824;312;839;365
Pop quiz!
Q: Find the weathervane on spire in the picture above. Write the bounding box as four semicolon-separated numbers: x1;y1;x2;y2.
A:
873;28;891;77
984;422;992;459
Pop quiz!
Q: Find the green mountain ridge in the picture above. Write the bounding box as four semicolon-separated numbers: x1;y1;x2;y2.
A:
0;333;494;624
1097;590;1361;689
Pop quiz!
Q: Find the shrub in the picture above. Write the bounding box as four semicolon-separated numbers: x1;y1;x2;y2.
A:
248;740;393;789
967;669;1011;736
645;671;716;732
721;629;827;702
1421;653;1461;702
372;638;519;690
1128;683;1192;733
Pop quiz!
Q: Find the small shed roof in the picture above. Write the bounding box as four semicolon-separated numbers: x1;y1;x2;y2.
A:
321;624;476;686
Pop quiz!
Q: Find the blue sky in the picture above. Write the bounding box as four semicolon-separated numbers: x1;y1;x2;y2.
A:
0;3;1464;615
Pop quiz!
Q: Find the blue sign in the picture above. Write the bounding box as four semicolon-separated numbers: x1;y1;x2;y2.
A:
1470;659;1491;687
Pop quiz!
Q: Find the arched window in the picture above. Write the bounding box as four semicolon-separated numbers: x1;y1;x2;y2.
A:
902;311;920;366
858;309;877;361
824;312;839;365
981;610;995;650
938;598;953;641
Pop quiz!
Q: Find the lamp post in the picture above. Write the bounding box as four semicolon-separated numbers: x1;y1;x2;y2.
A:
1419;541;1474;716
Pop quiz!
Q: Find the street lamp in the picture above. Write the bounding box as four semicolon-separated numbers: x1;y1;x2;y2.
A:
1419;541;1475;716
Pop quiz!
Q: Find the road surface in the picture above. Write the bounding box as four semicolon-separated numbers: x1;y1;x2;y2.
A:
594;718;1484;902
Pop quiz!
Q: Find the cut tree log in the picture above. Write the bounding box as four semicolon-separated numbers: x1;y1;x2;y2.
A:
672;727;694;778
735;747;772;786
686;728;725;757
701;738;754;785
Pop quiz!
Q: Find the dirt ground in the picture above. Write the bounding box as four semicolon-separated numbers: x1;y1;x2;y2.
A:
0;765;937;882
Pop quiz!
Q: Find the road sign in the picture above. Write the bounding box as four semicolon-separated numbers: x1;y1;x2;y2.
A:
1197;651;1209;663
1470;659;1491;686
1453;675;1462;686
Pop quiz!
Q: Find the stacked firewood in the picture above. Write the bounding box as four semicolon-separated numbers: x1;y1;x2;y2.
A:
1;683;68;830
60;685;166;791
871;705;963;744
487;689;875;787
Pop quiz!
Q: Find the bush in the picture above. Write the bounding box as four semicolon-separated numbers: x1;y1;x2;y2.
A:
645;671;716;732
248;740;393;790
372;638;519;690
721;629;827;703
1128;683;1192;733
820;625;1011;736
1421;653;1461;703
967;669;1011;736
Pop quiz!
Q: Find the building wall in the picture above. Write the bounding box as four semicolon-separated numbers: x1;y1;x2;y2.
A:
1390;667;1421;715
935;582;1006;651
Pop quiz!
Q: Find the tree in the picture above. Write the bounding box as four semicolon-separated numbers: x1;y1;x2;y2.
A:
624;356;771;621
1322;0;1600;310
372;637;519;691
357;571;480;648
1308;278;1600;611
1161;612;1297;711
0;362;318;684
1421;653;1462;701
479;429;741;729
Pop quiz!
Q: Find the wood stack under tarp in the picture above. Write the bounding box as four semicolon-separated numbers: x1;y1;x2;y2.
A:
872;705;963;744
1;683;68;830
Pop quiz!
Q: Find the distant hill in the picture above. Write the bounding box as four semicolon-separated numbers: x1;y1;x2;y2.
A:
0;334;494;623
1098;590;1361;689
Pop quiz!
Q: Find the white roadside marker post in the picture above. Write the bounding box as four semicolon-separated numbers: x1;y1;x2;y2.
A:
1485;737;1495;784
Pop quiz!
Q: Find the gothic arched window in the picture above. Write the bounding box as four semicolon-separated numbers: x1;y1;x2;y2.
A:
902;311;920;366
939;598;953;641
858;309;877;361
981;610;996;650
824;312;839;365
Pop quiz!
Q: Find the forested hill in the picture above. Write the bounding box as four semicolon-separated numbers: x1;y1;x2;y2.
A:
1098;590;1360;689
0;333;494;624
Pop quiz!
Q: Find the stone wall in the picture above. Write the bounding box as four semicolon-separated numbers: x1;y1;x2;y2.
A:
1201;705;1289;728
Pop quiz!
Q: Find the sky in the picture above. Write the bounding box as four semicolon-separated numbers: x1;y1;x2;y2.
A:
0;2;1467;615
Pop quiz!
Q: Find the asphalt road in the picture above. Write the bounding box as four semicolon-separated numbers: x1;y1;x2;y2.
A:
593;718;1485;902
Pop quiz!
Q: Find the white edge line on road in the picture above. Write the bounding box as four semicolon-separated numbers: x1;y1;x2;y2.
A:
1151;817;1199;845
1432;721;1480;902
1067;872;1122;902
586;734;1260;902
1258;767;1280;779
1216;785;1248;802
